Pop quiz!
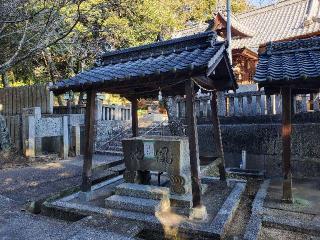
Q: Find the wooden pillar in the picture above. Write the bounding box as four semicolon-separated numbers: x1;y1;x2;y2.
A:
81;89;97;192
282;87;293;203
131;98;139;137
131;97;150;184
211;91;226;181
185;79;202;208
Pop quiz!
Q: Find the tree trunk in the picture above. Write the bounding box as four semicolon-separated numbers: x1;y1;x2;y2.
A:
42;49;63;106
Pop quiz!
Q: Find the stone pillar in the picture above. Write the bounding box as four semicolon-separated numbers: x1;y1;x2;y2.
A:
275;94;282;114
256;95;262;115
229;96;235;116
95;98;103;121
71;125;81;156
301;94;308;112
22;107;41;158
217;91;226;116
266;95;273;115
252;96;257;115
234;97;240;116
60;116;69;159
313;93;320;111
102;106;106;120
243;96;251;116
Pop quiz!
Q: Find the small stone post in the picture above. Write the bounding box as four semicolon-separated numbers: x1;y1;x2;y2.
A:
22;107;41;158
60;116;69;159
71;125;81;156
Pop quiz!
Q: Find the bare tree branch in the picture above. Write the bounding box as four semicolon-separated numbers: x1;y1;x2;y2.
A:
0;0;83;74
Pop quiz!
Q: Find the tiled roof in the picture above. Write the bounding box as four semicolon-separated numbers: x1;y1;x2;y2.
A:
215;12;255;37
51;31;236;95
254;37;320;88
173;12;254;39
234;0;320;51
173;23;210;39
172;0;320;52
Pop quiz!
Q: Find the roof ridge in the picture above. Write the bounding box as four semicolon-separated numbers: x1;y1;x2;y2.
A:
101;31;216;58
236;0;305;19
100;31;218;66
265;36;320;55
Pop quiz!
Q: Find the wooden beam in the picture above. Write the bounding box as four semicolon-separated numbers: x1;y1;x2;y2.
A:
282;87;293;203
211;90;226;181
81;89;97;192
185;79;202;208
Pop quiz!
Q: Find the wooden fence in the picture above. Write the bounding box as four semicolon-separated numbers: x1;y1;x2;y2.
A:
4;115;22;150
0;84;53;116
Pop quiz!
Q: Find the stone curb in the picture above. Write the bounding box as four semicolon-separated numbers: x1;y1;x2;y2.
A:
209;182;246;237
262;214;320;236
243;179;270;240
46;177;246;239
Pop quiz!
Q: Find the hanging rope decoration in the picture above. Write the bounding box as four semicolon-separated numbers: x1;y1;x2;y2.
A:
191;77;215;93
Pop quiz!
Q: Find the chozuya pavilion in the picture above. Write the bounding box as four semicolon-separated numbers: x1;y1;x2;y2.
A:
51;31;241;238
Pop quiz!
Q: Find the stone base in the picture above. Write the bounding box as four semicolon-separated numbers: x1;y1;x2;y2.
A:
189;205;208;221
78;191;94;202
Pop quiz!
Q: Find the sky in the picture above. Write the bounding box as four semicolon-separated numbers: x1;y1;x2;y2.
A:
249;0;276;7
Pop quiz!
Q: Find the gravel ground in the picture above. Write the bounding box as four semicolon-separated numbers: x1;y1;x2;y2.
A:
259;227;320;240
0;154;122;206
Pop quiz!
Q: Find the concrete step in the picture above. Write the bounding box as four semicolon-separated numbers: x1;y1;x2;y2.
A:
115;183;170;200
105;195;169;214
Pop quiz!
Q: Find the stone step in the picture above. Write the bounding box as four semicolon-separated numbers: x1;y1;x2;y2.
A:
115;183;170;200
92;170;119;185
109;163;126;174
107;146;123;151
95;150;123;156
92;159;124;172
105;195;169;214
115;183;192;209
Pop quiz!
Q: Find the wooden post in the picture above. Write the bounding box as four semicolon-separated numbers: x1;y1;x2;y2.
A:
211;91;226;181
282;87;293;203
185;79;202;208
131;98;139;137
81;89;97;192
131;97;150;184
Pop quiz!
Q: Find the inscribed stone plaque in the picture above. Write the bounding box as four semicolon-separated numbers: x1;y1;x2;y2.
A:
143;141;155;159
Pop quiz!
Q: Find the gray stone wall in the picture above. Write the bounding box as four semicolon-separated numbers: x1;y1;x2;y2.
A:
198;123;320;177
95;120;130;149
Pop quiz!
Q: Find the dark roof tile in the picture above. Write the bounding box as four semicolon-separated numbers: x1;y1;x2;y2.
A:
254;37;320;88
51;31;236;94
